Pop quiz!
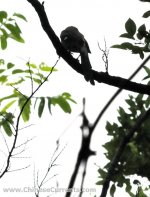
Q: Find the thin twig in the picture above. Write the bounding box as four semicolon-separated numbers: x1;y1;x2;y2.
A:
8;164;31;172
27;60;34;94
0;58;59;178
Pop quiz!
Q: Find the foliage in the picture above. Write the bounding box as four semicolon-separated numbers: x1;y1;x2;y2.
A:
111;13;150;59
97;9;150;197
97;92;150;197
0;11;27;49
0;11;76;137
0;59;76;136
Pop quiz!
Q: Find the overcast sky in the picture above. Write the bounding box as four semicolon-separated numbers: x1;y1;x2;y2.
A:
0;0;149;197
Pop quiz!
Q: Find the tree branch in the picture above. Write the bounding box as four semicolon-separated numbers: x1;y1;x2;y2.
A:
99;107;150;197
27;0;150;95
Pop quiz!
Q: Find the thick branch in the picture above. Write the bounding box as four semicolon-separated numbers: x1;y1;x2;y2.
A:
27;0;150;95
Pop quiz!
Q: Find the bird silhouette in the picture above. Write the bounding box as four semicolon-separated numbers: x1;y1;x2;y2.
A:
60;26;95;85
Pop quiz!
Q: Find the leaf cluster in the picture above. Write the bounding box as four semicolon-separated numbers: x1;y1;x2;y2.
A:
97;91;150;197
0;60;76;136
111;12;150;59
0;11;27;49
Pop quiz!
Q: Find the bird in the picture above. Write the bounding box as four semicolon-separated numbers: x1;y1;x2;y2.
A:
60;26;95;85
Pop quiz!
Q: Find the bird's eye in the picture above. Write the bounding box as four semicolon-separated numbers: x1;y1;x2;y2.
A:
63;36;68;41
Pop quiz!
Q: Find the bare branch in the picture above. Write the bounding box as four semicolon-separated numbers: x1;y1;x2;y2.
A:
8;164;31;172
0;57;59;178
34;143;65;197
98;40;109;73
27;60;34;94
0;130;9;153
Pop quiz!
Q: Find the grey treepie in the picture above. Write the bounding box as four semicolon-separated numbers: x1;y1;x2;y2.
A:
60;26;95;85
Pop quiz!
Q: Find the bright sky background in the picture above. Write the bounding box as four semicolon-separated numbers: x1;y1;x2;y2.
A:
0;0;149;197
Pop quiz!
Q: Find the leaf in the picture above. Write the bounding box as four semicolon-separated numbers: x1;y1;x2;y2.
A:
0;59;5;65
18;97;31;122
2;120;12;136
139;51;144;59
0;93;17;103
0;69;5;73
9;33;25;43
1;100;16;112
137;24;147;40
0;11;7;22
110;184;116;197
120;33;135;40
13;13;27;22
62;92;77;103
38;97;45;118
0;75;7;84
143;66;150;76
6;78;24;86
111;42;134;50
51;96;71;113
4;23;20;37
33;78;42;84
39;63;57;72
7;62;15;69
47;97;52;114
12;69;24;74
4;23;25;43
0;28;8;37
26;63;37;68
143;10;150;18
125;18;136;37
0;35;7;50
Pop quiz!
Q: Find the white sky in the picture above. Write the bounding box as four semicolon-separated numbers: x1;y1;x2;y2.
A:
0;0;149;197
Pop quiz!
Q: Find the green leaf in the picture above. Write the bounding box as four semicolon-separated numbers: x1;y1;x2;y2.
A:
39;63;57;72
0;75;7;84
62;92;77;104
143;10;150;18
7;62;15;69
4;23;25;43
4;23;20;36
38;97;45;118
47;97;52;114
13;13;27;22
33;78;42;84
0;69;5;73
18;97;31;122
1;100;16;112
2;120;12;136
125;18;136;37
9;33;25;43
0;93;18;103
26;63;37;68
51;96;71;113
0;35;7;49
12;69;24;74
0;59;5;65
0;11;7;22
6;78;24;86
0;28;8;37
110;184;116;197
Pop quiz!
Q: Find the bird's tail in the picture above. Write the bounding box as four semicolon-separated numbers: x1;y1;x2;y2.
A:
80;46;95;85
